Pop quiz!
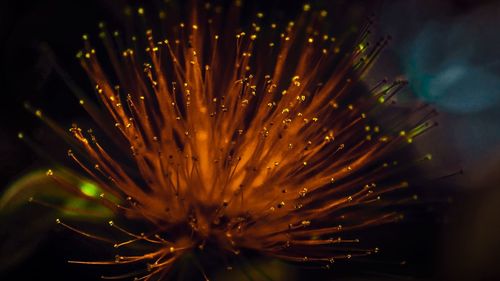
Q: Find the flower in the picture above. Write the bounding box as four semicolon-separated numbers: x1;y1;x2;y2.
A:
33;2;437;280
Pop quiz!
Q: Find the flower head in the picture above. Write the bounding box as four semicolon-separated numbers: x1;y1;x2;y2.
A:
34;2;437;280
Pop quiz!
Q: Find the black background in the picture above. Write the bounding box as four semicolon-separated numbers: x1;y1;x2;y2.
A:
1;0;500;280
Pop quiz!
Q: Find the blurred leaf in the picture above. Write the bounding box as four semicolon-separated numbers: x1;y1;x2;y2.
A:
214;258;297;281
0;169;115;271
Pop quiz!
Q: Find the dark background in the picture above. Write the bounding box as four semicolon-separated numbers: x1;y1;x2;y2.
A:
1;0;500;280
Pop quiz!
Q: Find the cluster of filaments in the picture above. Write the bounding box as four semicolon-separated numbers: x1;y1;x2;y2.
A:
41;4;436;280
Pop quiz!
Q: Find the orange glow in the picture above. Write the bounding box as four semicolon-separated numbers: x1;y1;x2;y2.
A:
40;3;438;280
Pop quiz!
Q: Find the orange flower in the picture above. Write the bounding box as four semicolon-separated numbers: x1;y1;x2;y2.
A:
35;2;437;280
